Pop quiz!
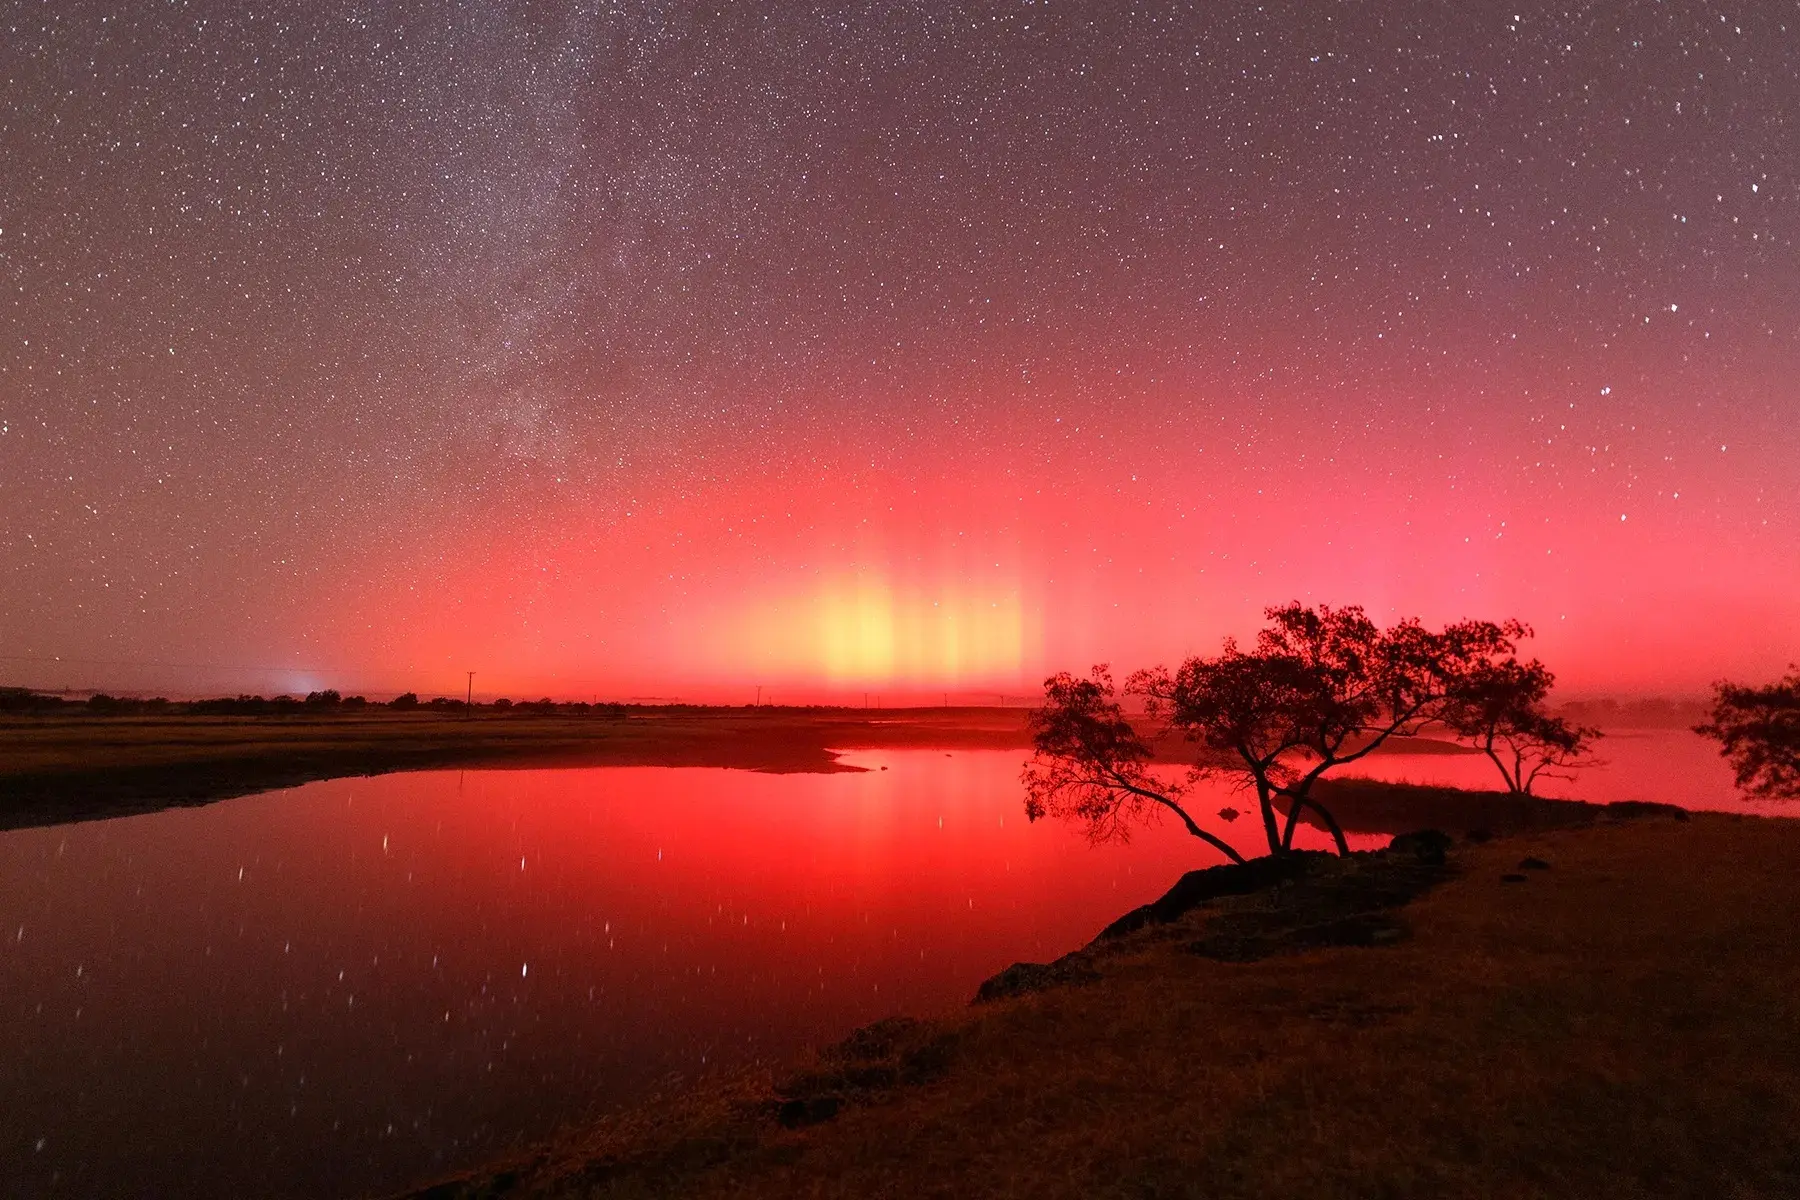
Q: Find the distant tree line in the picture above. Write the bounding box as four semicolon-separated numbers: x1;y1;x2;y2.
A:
0;686;633;719
0;688;934;717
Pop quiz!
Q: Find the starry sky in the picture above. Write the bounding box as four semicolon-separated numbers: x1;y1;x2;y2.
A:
2;1;1796;701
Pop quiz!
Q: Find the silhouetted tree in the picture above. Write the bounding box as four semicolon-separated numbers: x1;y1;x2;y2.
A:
304;689;342;707
1023;668;1248;864
1696;669;1800;799
1441;659;1601;795
389;692;419;710
190;694;273;715
0;688;65;713
1025;603;1538;860
83;694;171;715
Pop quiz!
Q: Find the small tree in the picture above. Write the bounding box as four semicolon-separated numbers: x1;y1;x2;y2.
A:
1024;603;1539;860
1441;659;1601;795
1696;669;1800;799
1023;668;1248;865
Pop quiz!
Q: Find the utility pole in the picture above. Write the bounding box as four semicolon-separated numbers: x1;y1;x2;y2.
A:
465;671;475;718
755;684;762;707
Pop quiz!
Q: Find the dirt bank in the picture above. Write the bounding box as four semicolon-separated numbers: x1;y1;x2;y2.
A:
406;808;1800;1199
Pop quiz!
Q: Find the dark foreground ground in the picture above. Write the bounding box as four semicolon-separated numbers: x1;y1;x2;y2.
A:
405;809;1800;1200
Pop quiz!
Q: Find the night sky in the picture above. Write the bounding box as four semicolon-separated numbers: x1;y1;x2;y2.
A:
3;1;1796;700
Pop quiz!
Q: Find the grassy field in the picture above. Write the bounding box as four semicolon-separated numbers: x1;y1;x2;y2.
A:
406;810;1800;1199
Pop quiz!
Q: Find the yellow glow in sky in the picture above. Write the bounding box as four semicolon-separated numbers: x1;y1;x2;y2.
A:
724;573;1027;685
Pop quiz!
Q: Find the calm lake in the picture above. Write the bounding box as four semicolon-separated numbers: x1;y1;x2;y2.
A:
0;732;1755;1197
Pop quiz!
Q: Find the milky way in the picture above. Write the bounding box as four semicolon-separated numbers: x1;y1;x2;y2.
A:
3;2;1796;699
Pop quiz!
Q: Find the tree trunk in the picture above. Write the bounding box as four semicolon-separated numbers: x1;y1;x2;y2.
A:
1277;789;1352;857
1300;796;1352;856
1252;776;1284;856
1480;740;1523;795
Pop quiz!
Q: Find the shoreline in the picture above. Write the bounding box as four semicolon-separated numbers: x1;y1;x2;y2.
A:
0;707;1483;831
401;806;1798;1199
0;707;1032;830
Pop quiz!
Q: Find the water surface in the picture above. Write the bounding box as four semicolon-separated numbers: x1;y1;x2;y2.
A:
1;749;1291;1198
1342;727;1763;810
0;733;1764;1197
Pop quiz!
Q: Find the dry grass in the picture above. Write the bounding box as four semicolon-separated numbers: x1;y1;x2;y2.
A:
414;812;1800;1200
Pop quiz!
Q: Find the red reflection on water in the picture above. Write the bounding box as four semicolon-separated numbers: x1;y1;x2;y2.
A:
1340;729;1761;811
0;750;1259;1199
5;738;1743;1196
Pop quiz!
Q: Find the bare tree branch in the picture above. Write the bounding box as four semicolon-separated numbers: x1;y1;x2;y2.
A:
1025;605;1548;860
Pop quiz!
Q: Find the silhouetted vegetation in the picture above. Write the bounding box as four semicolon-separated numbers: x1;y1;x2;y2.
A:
1440;658;1602;795
187;694;301;715
1025;603;1558;859
0;688;69;714
0;687;653;720
1696;668;1800;799
85;694;172;715
1024;668;1250;863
